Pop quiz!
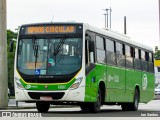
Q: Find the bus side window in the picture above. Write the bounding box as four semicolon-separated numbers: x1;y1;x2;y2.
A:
116;42;125;67
96;36;105;64
149;53;154;73
122;44;125;56
134;48;141;70
145;52;149;62
141;50;148;72
106;39;116;65
125;45;133;69
138;49;141;60
130;47;134;57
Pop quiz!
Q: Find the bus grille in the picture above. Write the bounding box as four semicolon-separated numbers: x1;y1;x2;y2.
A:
28;92;65;100
23;77;72;83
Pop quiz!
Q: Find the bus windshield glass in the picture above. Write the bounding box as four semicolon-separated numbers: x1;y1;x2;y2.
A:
17;37;82;76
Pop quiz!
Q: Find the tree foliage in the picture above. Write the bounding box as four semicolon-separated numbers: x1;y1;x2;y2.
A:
154;50;160;60
7;29;17;93
7;30;17;44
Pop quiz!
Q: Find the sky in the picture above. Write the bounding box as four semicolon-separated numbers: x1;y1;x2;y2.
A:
7;0;159;49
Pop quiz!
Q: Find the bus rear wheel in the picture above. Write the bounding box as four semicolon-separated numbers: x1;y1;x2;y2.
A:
36;102;50;113
121;89;139;111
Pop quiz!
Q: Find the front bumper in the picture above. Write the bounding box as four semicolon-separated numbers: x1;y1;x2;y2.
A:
15;87;85;102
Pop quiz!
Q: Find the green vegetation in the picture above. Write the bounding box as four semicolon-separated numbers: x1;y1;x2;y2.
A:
154;50;160;60
7;29;17;94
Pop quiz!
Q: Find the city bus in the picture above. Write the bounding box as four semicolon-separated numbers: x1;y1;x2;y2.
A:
14;22;154;113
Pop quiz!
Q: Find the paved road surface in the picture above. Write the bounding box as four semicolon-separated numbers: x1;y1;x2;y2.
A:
0;100;160;120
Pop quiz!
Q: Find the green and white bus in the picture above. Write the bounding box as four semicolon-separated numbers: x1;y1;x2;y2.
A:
14;22;154;113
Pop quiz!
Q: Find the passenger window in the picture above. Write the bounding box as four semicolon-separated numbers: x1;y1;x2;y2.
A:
106;39;115;52
96;36;104;50
116;42;123;54
141;51;145;61
134;48;141;70
135;48;139;59
106;39;116;65
97;49;106;64
149;53;154;73
145;52;149;62
96;36;105;64
141;50;149;72
116;42;125;67
125;45;130;57
125;45;133;69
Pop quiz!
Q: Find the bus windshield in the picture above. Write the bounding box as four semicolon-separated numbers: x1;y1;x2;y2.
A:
17;37;82;76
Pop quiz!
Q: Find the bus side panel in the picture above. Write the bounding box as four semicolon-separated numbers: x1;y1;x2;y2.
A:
85;68;96;102
146;73;154;101
125;69;140;102
140;72;154;103
106;65;125;102
85;64;106;102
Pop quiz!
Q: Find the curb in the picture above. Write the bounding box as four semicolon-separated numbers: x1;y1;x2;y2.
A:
0;105;78;110
0;106;36;110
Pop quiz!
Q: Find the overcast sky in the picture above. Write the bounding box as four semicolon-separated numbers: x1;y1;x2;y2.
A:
7;0;159;49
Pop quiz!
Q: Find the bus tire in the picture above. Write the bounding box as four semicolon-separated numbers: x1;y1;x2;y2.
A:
121;89;139;111
36;102;50;113
130;88;139;111
89;89;101;113
80;103;89;112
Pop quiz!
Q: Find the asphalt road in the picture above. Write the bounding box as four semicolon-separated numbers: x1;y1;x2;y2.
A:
0;100;160;120
43;100;160;117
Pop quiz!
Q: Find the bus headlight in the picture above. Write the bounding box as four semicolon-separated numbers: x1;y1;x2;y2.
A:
70;77;83;90
15;77;25;90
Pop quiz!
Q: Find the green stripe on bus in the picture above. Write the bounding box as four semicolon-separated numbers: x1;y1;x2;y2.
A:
19;78;76;90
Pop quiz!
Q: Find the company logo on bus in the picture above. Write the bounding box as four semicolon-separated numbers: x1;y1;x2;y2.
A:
25;84;31;89
142;74;148;90
44;85;48;89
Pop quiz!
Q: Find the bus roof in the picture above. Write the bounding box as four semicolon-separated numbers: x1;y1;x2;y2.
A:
83;23;153;52
20;22;153;52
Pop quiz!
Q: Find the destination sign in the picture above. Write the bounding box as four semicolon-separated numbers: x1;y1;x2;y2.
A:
25;25;76;34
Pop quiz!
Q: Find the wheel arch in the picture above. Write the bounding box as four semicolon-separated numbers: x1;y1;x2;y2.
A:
99;81;106;104
135;85;140;101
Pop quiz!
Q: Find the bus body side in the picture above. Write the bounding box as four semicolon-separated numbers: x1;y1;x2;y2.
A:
83;25;154;105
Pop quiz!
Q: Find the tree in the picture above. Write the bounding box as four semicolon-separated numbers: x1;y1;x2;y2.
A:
7;29;17;95
154;50;160;60
7;30;17;44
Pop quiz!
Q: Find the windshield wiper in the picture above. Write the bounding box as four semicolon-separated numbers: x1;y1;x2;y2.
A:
32;38;39;69
53;37;66;56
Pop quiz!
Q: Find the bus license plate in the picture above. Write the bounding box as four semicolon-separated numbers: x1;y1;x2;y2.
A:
40;96;53;101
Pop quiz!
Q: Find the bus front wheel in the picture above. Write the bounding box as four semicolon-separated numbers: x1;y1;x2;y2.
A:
89;89;102;113
36;102;50;113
